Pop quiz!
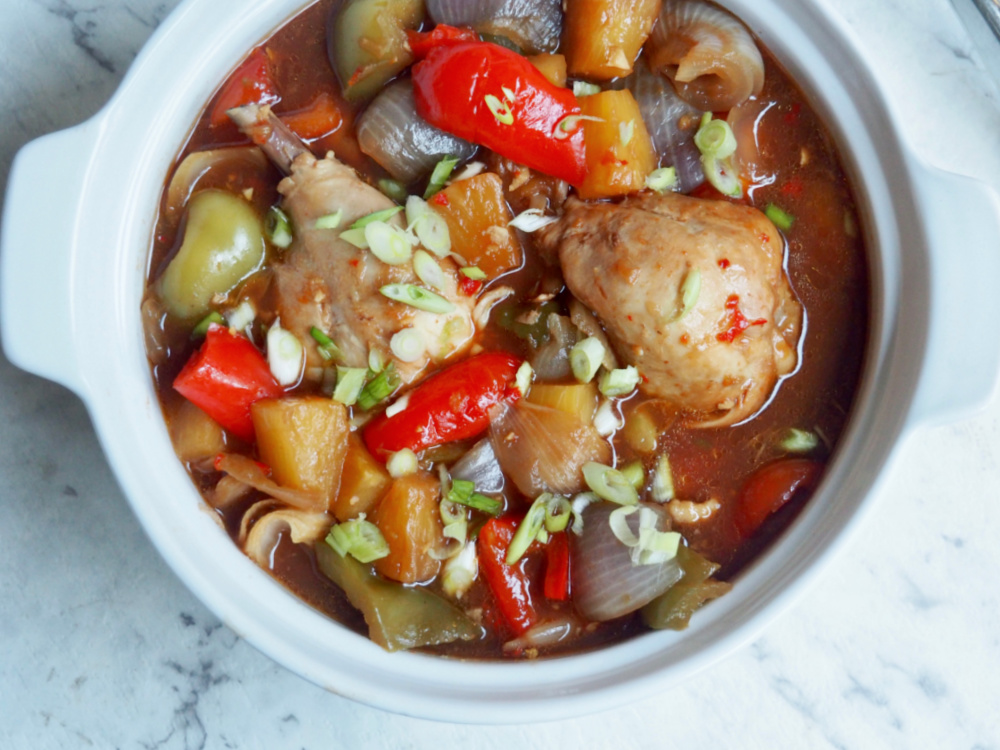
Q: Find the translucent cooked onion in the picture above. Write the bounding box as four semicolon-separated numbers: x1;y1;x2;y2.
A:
165;146;268;215
502;615;582;653
215;453;326;512
571;502;683;621
427;0;562;54
243;507;330;569
489;400;612;497
450;438;505;494
530;313;577;381
357;80;477;184
627;61;705;193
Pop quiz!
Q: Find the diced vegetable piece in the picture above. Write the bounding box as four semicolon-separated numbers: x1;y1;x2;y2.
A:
431;173;523;277
209;48;280;127
576;90;657;199
562;0;660;80
315;541;481;652
529;53;568;87
329;0;424;103
412;41;587;185
168;399;227;463
279;92;345;140
569;337;605;384
327;519;390;563
582;461;639;505
477;516;539;635
407;24;480;59
386;448;419;477
156;190;265;320
370;472;446;584
266;322;304;386
599;364;641;397
526;382;599;424
641;545;733;630
363;352;522;459
250;397;350;509
735;458;823;538
173;325;283;443
544;532;571;601
332;434;392;522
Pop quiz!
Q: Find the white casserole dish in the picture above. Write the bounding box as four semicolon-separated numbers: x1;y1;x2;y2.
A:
2;0;999;724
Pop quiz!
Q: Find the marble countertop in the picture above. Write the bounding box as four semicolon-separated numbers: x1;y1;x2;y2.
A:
2;0;999;747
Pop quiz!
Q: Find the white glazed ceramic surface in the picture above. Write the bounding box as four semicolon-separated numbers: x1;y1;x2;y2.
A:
2;0;999;724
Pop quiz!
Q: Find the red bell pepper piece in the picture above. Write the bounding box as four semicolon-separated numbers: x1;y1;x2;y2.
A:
477;516;539;635
734;458;823;538
407;24;479;59
279;92;344;140
411;41;587;186
543;532;571;601
362;351;521;460
209;48;281;127
173;324;283;443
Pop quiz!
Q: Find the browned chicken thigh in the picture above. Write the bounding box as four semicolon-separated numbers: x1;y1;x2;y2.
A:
539;191;802;426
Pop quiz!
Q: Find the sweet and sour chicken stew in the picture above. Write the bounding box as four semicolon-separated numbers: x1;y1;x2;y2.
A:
142;0;868;658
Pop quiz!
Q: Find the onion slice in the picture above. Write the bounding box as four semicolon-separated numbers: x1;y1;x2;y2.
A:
215;453;326;512
165;146;268;215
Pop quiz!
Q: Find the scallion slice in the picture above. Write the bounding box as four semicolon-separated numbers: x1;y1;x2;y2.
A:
265;205;293;249
424;156;460;199
310;326;342;362
226;300;256;331
514;361;533;397
485;94;514;125
668;267;701;323
621;460;645;491
191;311;224;338
619;119;635;147
460;266;487;280
583;462;639;505
314;209;343;230
570;337;605;383
365;221;414;265
441;541;478;598
701;155;742;198
339;227;369;249
349;206;404;230
553;114;604;140
765;203;795;231
377;178;408;204
406;195;452;257
386;448;418;478
543;495;572;533
326;519;390;563
332;367;367;406
505;494;549;564
651;453;675;502
446;479;502;515
413;249;447;291
390;327;426;363
572;81;601;97
694;112;737;159
357;362;399;411
266;321;304;387
646;167;678;193
780;428;819;453
599;365;640;397
380;284;456;314
508;208;558;232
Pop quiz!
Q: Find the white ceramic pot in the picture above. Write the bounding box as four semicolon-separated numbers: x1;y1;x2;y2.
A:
2;0;999;724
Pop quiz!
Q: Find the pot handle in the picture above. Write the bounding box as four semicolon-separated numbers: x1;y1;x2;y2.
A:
907;161;1000;427
0;123;98;397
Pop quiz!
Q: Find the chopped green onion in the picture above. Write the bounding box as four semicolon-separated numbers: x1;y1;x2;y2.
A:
609;505;641;547
326;519;390;563
508;208;558;232
765;203;795;232
357;362;399;411
265;205;293;249
544;495;572;533
310;326;342;362
514;361;533;397
267;321;304;386
441;541;478;598
619;119;635;147
413;249;447;291
333;367;368;406
386;448;418;478
349;206;404;230
780;428;819;454
446;479;503;515
339;227;369;248
485;94;514;125
191;311;225;338
651;453;675;502
380;284;456;314
314;209;343;230
385;393;410;418
583;462;639;505
365;221;414;265
505;494;550;564
226;300;256;331
668;267;701;323
440;498;466;526
608;506;681;566
368;348;385;373
572;80;601;97
460;266;487;280
570;337;605;383
694;112;737;159
570;492;597;535
390;327;426;363
593;399;623;437
424;156;460;199
621;460;645;491
501;86;516;103
599;365;640;397
377;178;408;204
554;114;604;139
406;195;452;257
646;167;677;193
701;155;742;198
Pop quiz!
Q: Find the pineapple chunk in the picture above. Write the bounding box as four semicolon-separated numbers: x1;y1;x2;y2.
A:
527;383;599;424
169;399;226;462
563;0;660;80
577;90;657;199
370;472;444;584
332;434;392;521
529;53;567;88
